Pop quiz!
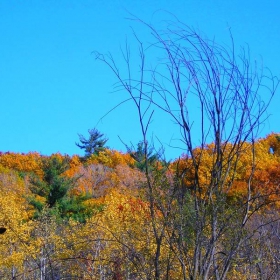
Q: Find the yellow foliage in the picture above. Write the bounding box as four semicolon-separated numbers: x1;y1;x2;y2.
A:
73;189;182;278
0;134;279;277
86;149;135;168
0;188;34;272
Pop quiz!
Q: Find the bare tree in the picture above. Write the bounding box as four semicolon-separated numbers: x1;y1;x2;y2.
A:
96;16;279;279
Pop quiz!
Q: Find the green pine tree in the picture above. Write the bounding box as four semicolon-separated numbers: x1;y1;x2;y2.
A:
76;128;108;158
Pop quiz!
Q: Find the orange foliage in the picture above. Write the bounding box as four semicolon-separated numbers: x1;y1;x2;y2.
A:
0;152;43;177
63;155;82;178
171;133;280;204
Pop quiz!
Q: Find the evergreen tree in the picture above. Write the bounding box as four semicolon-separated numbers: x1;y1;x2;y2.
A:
28;156;92;222
127;141;161;171
76;128;108;158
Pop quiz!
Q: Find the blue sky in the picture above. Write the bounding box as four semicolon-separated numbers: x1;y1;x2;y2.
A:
0;0;279;160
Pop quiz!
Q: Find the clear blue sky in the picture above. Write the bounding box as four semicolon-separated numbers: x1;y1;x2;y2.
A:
0;0;279;160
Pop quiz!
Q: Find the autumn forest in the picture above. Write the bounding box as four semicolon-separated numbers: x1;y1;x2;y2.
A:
0;132;280;279
1;18;280;279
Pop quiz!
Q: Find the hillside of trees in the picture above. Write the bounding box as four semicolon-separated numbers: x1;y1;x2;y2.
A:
0;133;280;279
1;15;279;279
